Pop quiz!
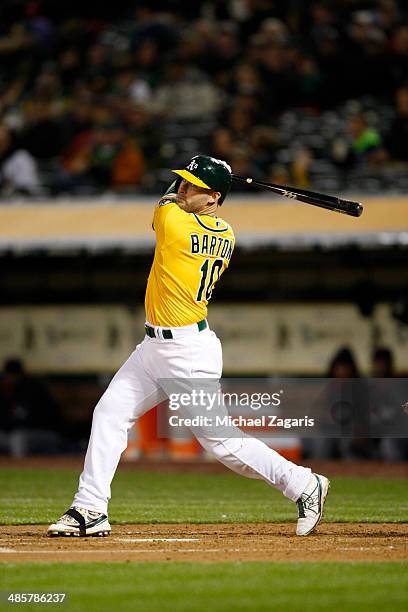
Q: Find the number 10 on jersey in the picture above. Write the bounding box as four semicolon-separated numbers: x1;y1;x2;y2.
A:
196;258;224;302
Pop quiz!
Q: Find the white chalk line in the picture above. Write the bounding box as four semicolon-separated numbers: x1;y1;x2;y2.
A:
115;537;200;543
337;546;400;551
1;537;201;544
0;548;221;554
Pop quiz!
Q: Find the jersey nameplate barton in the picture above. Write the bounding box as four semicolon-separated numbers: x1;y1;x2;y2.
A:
190;233;233;261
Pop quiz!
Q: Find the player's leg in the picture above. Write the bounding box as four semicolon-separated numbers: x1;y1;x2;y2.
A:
48;339;164;536
181;330;312;500
197;434;311;500
197;432;329;535
179;329;328;534
72;340;164;514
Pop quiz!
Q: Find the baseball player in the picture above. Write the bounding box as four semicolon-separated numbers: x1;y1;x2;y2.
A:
48;155;329;538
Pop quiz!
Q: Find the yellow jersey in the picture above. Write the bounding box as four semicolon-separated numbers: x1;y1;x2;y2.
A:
145;196;235;326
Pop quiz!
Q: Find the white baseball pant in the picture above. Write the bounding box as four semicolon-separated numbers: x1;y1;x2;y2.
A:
73;323;311;515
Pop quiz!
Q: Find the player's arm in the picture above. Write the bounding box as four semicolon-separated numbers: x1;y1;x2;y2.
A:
152;177;182;231
162;177;181;198
157;177;182;207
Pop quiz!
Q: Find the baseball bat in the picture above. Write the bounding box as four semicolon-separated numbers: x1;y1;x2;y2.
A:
232;175;363;217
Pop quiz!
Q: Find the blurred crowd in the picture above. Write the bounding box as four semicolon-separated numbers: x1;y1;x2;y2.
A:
0;0;407;197
303;346;408;461
0;358;91;456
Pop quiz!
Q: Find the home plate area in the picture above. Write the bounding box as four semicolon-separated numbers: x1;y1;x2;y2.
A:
1;524;407;563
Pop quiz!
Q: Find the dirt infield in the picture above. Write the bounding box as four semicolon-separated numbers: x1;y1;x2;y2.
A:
1;458;407;564
1;523;407;563
1;456;408;479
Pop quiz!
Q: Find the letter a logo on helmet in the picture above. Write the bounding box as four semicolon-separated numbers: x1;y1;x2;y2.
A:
172;155;232;204
186;160;199;171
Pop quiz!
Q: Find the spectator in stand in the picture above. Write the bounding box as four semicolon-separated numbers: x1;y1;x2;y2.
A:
375;0;401;35
390;25;408;90
308;23;345;108
113;68;152;106
346;10;392;97
0;20;34;79
254;32;297;115
0;358;62;457
177;24;211;72
330;112;386;169
308;347;377;460
229;62;262;98
371;347;408;460
372;347;394;378
84;43;112;89
132;39;162;89
0;124;42;196
152;59;221;121
267;163;291;186
110;131;145;192
213;21;241;76
60;96;93;148
58;47;82;93
329;347;360;379
211;127;234;161
87;122;125;189
229;146;263;191
129;4;177;58
54;119;145;194
294;55;323;108
250;126;280;173
386;85;408;161
52;123;94;194
291;146;314;188
19;70;66;161
121;101;161;172
349;113;386;165
228;105;254;144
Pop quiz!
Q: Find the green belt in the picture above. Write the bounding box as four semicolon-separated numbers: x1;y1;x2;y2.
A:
145;319;207;339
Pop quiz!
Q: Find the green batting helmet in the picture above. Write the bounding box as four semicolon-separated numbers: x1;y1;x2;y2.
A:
172;155;232;204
